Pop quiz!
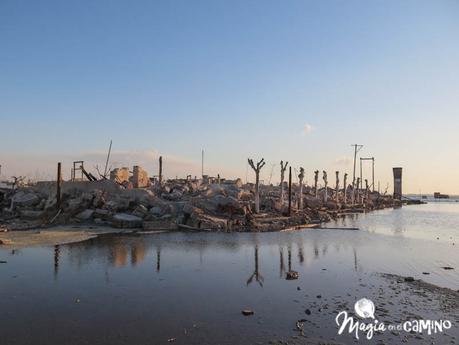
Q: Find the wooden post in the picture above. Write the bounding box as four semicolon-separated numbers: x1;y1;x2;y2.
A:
159;156;163;183
288;166;292;216
56;162;62;209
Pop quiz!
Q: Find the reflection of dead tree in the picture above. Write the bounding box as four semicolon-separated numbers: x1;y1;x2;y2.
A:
354;248;358;272
279;247;285;278
246;246;264;287
54;245;60;279
248;158;265;213
287;246;292;271
280;161;289;201
156;247;161;273
298;245;304;264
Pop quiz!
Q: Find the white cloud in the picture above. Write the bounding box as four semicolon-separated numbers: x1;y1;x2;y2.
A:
303;123;314;135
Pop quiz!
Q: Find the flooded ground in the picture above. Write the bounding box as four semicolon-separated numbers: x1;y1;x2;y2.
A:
1;203;458;344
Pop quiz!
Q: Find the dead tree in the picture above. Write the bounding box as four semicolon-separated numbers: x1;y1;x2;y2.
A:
248;158;266;213
11;176;25;190
322;171;328;202
335;171;340;202
314;170;319;198
158;156;163;184
365;179;369;202
343;173;348;205
280;160;288;201
298;167;305;210
356;177;361;204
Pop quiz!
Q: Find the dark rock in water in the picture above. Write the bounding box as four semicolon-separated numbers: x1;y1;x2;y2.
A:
305;309;311;315
241;309;254;316
297;286;301;291
316;295;322;299
404;276;415;282
0;260;7;264
441;266;454;270
286;271;299;280
422;272;430;275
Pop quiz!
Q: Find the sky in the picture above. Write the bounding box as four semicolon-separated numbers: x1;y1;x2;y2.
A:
1;0;458;194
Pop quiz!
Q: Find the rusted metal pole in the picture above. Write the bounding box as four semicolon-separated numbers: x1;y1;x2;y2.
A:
288;166;292;216
56;162;62;209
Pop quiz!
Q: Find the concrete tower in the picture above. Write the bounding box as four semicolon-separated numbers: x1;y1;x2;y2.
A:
393;167;402;200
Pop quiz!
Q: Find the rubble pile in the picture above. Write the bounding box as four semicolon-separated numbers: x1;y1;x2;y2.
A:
0;175;396;233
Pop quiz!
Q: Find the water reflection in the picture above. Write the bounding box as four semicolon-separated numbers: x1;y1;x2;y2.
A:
54;245;60;279
56;233;353;287
246;246;264;287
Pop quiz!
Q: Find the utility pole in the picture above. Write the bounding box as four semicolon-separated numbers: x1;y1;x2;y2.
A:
372;158;375;192
201;149;204;178
158;156;163;183
103;139;112;178
360;157;375;191
351;144;363;203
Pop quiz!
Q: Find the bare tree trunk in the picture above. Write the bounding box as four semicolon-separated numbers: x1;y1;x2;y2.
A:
323;171;328;202
365;179;369;203
298;167;305;210
335;171;340;202
280;161;288;202
314;170;319;198
343;173;348;206
356;177;360;204
248;158;266;214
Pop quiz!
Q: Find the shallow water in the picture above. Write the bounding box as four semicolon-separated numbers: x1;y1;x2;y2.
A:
0;203;458;344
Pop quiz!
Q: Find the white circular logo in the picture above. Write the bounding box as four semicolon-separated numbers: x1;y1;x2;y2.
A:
354;298;375;319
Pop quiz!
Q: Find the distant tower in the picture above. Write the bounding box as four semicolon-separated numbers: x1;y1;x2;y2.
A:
393;167;402;200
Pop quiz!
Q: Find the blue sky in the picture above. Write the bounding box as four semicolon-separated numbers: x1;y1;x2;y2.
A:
1;0;458;193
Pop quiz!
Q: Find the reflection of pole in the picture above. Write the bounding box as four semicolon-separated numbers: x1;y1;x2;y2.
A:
279;248;285;277
54;245;60;278
156;248;161;272
353;248;358;272
288;247;292;272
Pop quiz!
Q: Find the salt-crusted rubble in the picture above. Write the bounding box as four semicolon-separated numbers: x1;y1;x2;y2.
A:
0;176;396;233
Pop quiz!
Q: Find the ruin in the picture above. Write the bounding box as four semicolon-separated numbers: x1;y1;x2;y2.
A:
393;167;402;200
0;158;405;235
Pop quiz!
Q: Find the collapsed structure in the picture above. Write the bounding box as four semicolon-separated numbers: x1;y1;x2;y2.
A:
0;161;399;233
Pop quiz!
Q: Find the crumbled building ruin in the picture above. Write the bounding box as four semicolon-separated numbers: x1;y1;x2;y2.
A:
0;161;406;235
